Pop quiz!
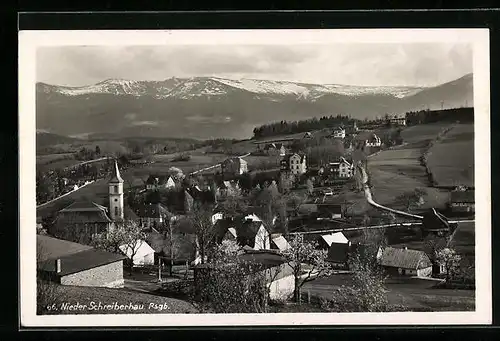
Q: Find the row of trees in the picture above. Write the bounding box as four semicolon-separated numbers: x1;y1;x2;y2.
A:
405;108;474;126
252;115;355;139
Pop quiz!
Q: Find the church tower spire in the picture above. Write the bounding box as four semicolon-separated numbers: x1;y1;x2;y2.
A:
109;159;124;221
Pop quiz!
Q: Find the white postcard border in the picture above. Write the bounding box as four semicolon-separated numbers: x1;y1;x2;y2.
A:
19;28;491;327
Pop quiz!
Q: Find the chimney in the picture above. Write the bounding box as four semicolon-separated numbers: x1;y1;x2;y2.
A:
55;259;62;273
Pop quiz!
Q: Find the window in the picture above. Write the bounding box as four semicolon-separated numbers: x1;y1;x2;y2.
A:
115;207;118;217
114;199;118;202
114;185;118;193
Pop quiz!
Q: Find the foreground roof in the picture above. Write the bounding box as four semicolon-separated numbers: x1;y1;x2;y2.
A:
37;235;126;276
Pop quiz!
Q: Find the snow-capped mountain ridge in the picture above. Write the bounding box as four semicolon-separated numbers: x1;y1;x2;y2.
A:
37;76;429;99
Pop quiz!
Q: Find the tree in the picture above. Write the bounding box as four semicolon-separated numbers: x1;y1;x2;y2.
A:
306;179;314;195
395;188;426;213
36;243;68;315
188;203;217;264
91;220;147;273
423;234;446;266
168;167;185;182
336;251;388;312
281;234;331;303
160;211;178;276
195;240;270;313
95;145;101;156
221;193;249;218
435;248;462;280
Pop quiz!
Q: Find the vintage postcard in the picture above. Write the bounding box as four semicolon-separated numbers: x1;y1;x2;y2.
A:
19;28;491;327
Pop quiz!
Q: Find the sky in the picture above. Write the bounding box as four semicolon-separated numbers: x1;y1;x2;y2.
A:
37;43;472;87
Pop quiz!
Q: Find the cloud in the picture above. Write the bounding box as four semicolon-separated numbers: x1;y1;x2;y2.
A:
37;43;472;87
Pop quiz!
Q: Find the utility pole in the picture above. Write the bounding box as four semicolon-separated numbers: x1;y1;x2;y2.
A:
441;101;444;110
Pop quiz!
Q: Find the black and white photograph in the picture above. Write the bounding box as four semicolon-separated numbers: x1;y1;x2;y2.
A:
19;29;491;326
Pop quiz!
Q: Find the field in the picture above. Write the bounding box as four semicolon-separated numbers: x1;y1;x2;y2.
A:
367;123;458;210
304;273;474;312
426;124;474;188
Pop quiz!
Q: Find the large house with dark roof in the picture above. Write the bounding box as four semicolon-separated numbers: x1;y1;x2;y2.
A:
221;157;248;179
145;175;177;191
194;249;295;300
376;246;433;277
37;235;126;288
448;189;475;214
213;214;271;251
135;202;171;231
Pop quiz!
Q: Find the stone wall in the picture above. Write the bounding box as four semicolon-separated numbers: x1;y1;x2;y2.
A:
60;261;124;288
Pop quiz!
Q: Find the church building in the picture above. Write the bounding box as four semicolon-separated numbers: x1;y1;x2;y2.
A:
50;160;138;245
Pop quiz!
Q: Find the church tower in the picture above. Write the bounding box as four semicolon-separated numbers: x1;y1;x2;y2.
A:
109;159;124;221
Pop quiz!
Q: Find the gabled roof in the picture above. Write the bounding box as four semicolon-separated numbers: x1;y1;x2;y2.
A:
135;203;170;219
109;160;124;183
271;235;291;251
37;234;93;261
37;235;125;276
450;190;475;203
56;201;112;224
378;247;432;270
326;242;363;264
282;153;306;163
119;240;155;259
321;232;349;247
236;220;265;248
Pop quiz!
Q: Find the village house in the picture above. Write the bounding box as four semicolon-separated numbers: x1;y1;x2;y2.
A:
270;233;292;252
448;189;475;214
37;234;126;288
214;180;241;202
193;249;296;301
213;213;272;251
145;175;176;191
326;241;359;270
236;218;271;250
317;232;349;250
387;116;407;126
365;133;382;147
280;153;307;175
316;203;344;220
376;246;433;277
303;132;313;139
136;202;171;231
221;157;248;179
118;239;156;267
332;127;346;139
319;157;354;179
263;143;287;156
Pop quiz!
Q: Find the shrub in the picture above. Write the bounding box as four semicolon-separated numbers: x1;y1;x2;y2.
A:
172;153;191;162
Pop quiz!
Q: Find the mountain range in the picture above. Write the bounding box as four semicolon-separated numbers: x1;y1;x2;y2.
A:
36;73;473;140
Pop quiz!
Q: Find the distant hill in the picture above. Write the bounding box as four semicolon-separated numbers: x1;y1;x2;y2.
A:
36;74;473;140
36;131;82;148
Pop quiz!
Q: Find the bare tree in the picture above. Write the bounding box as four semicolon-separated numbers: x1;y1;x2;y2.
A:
188;203;217;264
281;234;331;303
